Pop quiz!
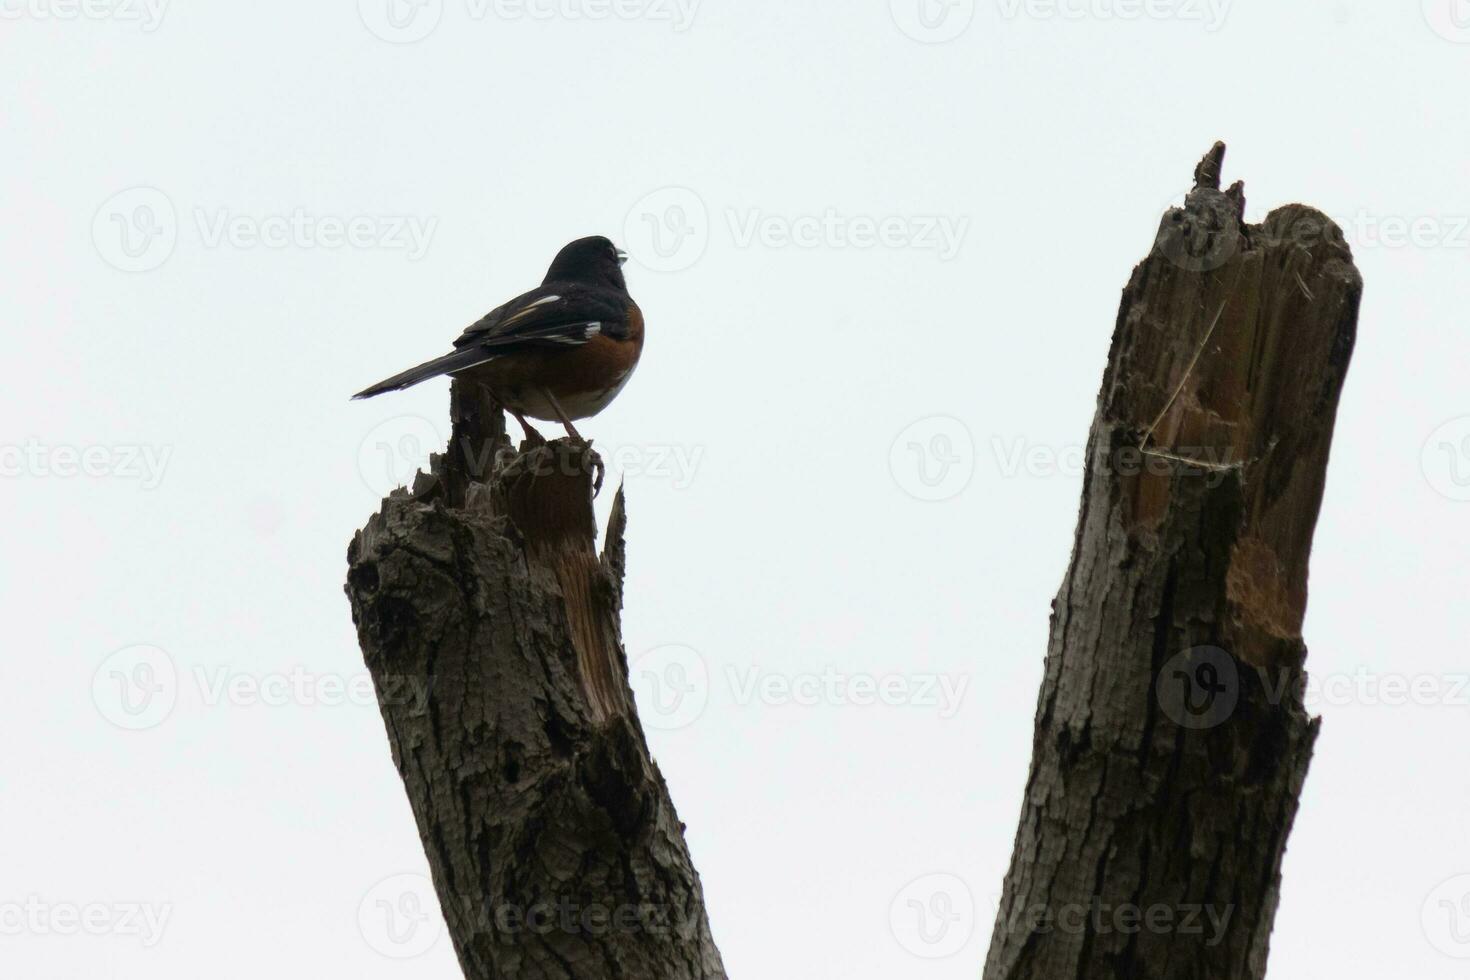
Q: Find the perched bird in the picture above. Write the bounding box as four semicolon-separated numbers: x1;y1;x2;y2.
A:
353;236;642;443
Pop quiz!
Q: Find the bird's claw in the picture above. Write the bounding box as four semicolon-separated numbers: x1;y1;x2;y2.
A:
589;449;605;497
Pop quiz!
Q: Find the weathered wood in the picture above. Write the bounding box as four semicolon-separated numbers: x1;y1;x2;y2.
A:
346;380;726;979
982;143;1361;980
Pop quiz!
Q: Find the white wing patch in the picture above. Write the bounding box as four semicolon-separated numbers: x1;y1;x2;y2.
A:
541;322;599;345
512;321;603;346
502;294;561;325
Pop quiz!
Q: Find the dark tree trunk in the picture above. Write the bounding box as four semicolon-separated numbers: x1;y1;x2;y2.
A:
345;383;726;979
982;144;1361;980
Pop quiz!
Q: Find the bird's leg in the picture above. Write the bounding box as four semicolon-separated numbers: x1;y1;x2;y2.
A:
540;388;603;495
478;386;546;448
540;389;585;442
507;406;547;447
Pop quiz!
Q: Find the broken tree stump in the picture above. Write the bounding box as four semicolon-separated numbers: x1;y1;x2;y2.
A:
982;143;1362;980
346;379;726;979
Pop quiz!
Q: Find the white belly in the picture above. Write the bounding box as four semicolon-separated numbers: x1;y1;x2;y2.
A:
511;366;635;421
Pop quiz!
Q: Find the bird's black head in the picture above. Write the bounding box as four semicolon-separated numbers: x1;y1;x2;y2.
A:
543;236;629;291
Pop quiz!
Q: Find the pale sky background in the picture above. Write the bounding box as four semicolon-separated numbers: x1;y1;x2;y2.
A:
4;1;1470;977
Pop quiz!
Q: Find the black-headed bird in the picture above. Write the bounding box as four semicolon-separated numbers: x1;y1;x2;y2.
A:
354;236;642;443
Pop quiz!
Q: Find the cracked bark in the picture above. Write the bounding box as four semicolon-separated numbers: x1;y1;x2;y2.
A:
345;381;726;979
982;144;1361;980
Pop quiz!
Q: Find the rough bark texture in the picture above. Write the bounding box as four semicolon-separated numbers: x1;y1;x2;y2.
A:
345;382;726;980
983;144;1361;980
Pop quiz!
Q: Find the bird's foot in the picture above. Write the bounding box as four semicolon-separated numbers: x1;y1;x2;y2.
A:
590;451;605;497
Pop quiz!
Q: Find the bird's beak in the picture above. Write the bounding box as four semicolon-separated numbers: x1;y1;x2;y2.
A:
615;248;628;266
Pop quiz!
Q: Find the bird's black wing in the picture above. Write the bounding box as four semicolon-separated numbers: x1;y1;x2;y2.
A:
454;282;629;353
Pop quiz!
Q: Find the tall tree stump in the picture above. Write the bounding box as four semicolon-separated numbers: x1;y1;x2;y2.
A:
983;143;1362;980
346;382;726;979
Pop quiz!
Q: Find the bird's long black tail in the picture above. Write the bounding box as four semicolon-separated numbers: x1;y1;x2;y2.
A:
352;348;495;400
